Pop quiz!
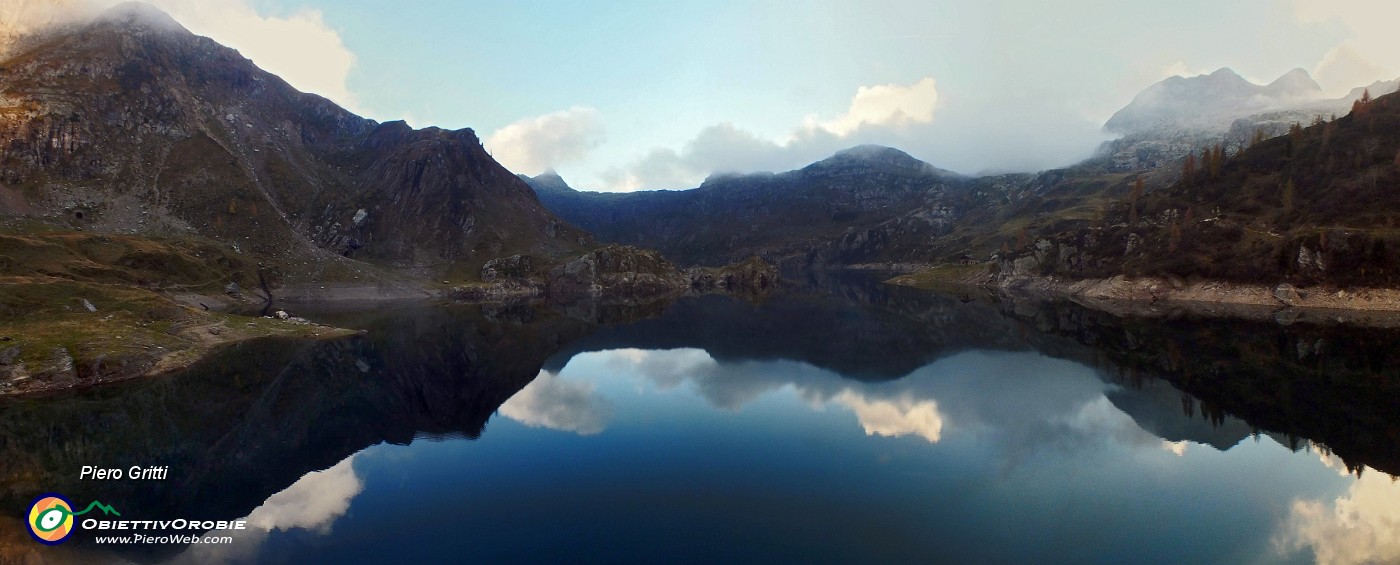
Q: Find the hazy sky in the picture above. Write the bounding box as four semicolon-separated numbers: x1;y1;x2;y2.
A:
16;0;1400;189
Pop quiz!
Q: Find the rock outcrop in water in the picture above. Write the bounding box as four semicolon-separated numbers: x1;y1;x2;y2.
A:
547;245;689;301
450;244;778;306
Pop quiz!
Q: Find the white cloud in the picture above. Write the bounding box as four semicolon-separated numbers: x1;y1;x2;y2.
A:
832;390;944;443
500;370;612;435
1161;440;1188;456
568;348;1168;461
599;124;826;191
581;348;948;442
1294;0;1400;95
1276;467;1400;565
806;77;939;136
597;348;792;410
152;1;361;112
598;77;940;191
1311;442;1358;477
593;74;1107;191
599;147;692;192
244;456;363;534
176;456;364;564
484;106;605;176
1312;45;1391;97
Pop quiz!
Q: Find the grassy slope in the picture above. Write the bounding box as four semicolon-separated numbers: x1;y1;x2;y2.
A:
0;231;355;395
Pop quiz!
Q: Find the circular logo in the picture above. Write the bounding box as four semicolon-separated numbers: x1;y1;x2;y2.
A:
27;493;76;545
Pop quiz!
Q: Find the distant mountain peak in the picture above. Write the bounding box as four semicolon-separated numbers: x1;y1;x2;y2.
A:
833;144;917;161
1271;67;1313;82
1265;67;1322;97
811;145;952;176
1106;66;1325;134
97;2;186;31
520;170;576;194
1342;77;1400;102
1206;67;1245;81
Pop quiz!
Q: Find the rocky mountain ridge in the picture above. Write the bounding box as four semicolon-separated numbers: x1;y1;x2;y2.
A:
0;3;589;283
525;145;977;268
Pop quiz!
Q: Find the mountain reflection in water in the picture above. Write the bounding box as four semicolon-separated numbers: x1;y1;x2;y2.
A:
2;274;1398;564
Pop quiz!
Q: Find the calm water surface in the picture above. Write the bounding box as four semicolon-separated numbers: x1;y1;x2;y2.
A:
3;276;1398;564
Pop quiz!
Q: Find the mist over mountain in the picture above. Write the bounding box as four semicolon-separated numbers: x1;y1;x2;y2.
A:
0;0;84;59
1087;67;1398;176
1105;68;1323;135
1226;76;1400;145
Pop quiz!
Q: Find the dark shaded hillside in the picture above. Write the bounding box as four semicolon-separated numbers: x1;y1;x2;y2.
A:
1015;88;1400;287
0;4;588;281
527;146;973;267
529;146;1162;277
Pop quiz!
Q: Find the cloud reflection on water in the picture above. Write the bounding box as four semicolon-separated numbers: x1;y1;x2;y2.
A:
557;347;1172;460
831;390;943;443
499;371;613;435
1277;465;1400;565
175;456;363;564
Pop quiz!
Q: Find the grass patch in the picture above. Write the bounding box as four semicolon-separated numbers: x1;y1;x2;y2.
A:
0;279;354;395
0;231;260;291
886;263;989;290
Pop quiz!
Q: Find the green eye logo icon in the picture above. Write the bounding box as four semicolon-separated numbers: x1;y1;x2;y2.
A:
27;494;75;545
26;493;121;545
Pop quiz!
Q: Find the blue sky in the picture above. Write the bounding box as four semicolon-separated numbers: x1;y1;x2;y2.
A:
25;0;1400;189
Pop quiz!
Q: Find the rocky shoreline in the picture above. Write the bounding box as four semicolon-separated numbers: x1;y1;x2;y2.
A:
889;264;1400;324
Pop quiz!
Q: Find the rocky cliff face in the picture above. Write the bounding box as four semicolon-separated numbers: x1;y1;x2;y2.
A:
545;245;689;301
0;4;588;280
